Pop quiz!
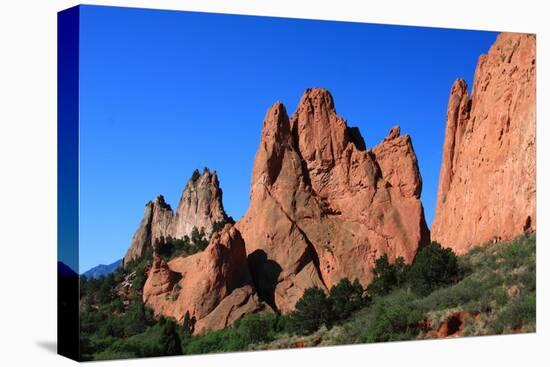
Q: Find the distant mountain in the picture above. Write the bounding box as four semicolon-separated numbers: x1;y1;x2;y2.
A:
82;259;122;279
58;261;78;277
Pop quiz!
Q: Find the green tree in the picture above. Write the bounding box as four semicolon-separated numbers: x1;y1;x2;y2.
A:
98;281;112;304
291;287;333;335
408;242;460;296
233;313;276;346
363;291;423;342
367;255;409;297
159;318;182;356
211;216;235;235
79;335;94;360
123;302;148;336
110;297;125;313
132;262;147;293
191;227;209;251
157;236;174;260
329;278;366;320
180;311;195;340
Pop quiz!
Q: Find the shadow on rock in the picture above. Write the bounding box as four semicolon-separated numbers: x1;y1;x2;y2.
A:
247;249;282;311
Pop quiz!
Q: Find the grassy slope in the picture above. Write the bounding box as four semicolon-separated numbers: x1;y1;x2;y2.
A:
253;235;536;350
86;235;535;359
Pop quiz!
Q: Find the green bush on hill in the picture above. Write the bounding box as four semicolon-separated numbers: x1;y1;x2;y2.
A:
329;278;367;320
367;255;409;297
408;242;461;296
335;235;536;345
367;242;461;298
289;277;368;335
290;287;333;335
157;235;198;260
489;292;536;334
363;290;423;343
183;313;281;354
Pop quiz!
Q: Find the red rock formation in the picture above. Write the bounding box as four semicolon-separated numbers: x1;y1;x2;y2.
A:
142;256;178;299
432;33;536;253
237;88;429;313
127;87;430;324
123;169;229;267
236;102;327;313
436;311;479;338
143;225;267;334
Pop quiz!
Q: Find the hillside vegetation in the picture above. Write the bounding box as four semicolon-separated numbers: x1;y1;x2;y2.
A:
255;234;536;350
79;234;535;360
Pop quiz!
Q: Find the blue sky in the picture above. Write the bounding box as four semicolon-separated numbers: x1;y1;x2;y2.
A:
78;5;498;272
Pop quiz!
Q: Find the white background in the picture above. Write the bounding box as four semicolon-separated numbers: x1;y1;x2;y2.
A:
0;0;548;365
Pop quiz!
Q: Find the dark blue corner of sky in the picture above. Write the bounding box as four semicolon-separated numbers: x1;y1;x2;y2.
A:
75;5;498;271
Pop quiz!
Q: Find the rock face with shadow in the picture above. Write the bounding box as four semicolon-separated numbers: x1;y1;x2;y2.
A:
123;168;229;267
432;33;536;254
236;88;430;313
119;33;536;333
142;225;269;334
247;249;283;310
124;87;430;330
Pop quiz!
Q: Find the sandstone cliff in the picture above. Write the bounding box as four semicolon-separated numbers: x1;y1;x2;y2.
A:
123;168;229;267
237;88;430;313
432;33;536;253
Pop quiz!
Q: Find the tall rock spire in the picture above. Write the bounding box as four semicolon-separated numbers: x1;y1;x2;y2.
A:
169;168;229;239
122;196;173;267
237;87;430;313
122;168;229;267
432;33;536;253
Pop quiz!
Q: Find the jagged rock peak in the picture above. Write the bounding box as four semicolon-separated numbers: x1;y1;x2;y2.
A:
295;87;336;113
153;194;172;211
237;87;429;313
184;167;222;194
250;102;295;189
262;102;292;141
384;125;401;141
170;167;229;239
122;202;154;267
290;88;350;167
123;167;229;268
451;78;468;95
432;32;536;254
372;125;422;199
